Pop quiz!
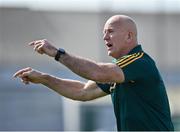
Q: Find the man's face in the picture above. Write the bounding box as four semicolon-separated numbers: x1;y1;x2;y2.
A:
103;21;127;58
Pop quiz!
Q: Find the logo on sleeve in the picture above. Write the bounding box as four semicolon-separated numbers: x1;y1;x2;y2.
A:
109;83;116;93
130;80;135;83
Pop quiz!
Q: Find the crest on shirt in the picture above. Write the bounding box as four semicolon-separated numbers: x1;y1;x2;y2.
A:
109;83;116;93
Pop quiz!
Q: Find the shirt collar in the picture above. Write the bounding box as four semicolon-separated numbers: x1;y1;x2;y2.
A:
112;45;143;63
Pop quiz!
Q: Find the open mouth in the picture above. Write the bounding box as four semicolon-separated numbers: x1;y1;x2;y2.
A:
106;43;113;49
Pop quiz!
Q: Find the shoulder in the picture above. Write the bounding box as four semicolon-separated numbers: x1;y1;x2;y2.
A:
116;52;159;80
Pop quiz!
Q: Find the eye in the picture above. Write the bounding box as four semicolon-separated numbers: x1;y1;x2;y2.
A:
103;29;114;35
108;29;114;34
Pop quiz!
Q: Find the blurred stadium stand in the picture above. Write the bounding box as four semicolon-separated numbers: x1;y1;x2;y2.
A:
0;5;180;131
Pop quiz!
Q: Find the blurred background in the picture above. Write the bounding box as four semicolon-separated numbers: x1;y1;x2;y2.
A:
0;0;180;131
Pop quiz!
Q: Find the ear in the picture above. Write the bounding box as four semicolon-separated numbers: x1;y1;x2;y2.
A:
126;32;133;43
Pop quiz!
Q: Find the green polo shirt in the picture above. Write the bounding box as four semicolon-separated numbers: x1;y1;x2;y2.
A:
97;45;174;131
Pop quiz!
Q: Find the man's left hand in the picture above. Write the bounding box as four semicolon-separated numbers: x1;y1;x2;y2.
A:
29;39;58;57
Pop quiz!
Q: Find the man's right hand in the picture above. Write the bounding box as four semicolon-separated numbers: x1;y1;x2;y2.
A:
29;39;58;57
13;67;46;85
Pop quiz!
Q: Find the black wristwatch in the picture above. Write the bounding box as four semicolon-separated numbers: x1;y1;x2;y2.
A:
55;48;66;61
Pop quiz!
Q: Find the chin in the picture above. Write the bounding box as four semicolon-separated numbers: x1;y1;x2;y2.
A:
108;51;114;58
107;51;111;56
108;51;120;59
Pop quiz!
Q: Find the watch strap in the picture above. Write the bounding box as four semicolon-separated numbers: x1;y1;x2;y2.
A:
55;48;65;61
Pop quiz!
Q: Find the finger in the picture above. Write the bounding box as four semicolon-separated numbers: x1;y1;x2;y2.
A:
20;74;30;85
14;67;32;78
34;44;45;54
28;41;35;46
35;40;43;45
34;43;42;51
37;45;44;54
29;40;43;46
23;79;30;85
29;40;41;46
21;78;30;85
19;72;30;78
13;67;32;78
22;76;29;81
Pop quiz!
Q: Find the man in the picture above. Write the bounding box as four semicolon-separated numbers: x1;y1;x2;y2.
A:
13;15;174;131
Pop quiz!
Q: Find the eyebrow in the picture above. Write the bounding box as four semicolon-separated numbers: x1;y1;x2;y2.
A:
103;28;114;33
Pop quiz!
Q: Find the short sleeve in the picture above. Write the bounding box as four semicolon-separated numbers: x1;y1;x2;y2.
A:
116;52;149;82
96;82;111;94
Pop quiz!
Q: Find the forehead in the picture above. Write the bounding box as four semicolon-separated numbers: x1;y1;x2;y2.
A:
104;20;120;30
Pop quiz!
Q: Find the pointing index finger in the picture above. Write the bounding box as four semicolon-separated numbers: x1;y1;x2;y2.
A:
28;41;35;46
13;67;32;78
29;40;44;46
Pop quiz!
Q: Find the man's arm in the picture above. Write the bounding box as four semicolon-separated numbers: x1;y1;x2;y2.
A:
29;39;125;83
13;67;107;101
43;75;108;101
59;53;124;83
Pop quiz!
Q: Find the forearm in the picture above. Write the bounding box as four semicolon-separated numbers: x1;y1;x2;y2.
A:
58;53;103;82
57;53;124;83
13;67;106;101
40;73;86;101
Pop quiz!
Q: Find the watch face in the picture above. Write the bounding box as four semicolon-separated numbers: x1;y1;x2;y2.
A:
59;48;65;54
55;48;65;61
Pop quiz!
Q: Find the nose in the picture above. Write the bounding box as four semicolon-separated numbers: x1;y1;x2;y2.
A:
103;32;109;41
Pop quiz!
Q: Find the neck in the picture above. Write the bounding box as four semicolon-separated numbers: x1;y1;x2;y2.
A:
115;43;138;59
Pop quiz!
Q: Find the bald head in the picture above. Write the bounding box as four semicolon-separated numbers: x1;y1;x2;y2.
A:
103;15;138;58
106;15;137;39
